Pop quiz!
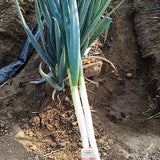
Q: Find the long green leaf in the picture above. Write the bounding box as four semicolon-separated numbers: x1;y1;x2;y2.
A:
81;38;89;57
104;21;111;43
68;0;80;86
14;0;54;70
58;46;66;87
39;63;63;91
46;0;63;28
107;0;125;17
35;0;48;55
84;0;96;27
92;0;102;18
60;0;70;54
81;0;111;46
79;0;92;30
89;17;112;45
52;17;61;65
39;0;57;63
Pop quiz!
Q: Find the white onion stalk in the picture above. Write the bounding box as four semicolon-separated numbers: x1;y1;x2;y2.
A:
70;86;89;148
79;63;101;160
67;68;89;148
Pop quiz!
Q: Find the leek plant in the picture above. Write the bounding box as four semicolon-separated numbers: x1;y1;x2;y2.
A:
14;0;124;159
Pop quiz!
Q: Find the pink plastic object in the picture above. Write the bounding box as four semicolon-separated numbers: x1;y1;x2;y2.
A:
81;149;96;160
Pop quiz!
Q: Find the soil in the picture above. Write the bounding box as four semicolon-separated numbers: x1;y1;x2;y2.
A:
0;0;160;160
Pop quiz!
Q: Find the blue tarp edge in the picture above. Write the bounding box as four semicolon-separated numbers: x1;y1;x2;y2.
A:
0;24;40;85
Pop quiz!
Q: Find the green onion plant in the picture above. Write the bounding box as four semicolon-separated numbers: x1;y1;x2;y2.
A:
14;0;124;159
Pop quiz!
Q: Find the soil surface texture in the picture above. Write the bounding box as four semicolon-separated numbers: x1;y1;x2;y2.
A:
0;0;160;160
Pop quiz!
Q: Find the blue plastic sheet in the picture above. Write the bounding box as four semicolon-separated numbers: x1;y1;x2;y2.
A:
0;24;40;85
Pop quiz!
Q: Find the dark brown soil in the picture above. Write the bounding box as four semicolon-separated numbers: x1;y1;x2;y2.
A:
133;0;160;114
0;0;160;160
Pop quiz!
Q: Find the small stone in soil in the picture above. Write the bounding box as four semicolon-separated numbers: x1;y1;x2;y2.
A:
126;73;133;78
102;152;107;156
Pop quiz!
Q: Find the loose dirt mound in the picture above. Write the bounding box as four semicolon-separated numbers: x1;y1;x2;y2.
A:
133;0;160;113
0;0;160;160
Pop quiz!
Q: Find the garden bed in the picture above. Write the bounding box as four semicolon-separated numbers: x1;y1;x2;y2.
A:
0;0;160;159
